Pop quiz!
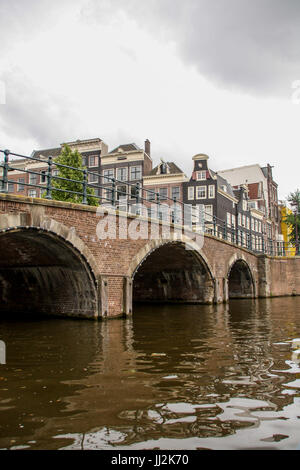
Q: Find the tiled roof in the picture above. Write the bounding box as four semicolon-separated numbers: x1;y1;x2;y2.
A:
149;162;185;176
109;143;141;154
31;147;61;160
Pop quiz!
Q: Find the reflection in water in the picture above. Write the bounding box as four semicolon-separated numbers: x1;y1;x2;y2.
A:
0;298;300;450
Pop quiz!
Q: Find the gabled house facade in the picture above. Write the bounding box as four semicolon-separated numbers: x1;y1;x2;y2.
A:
100;140;152;209
142;160;187;221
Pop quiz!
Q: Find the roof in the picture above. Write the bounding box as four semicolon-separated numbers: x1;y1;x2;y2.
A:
109;143;141;154
210;170;235;198
31;147;61;160
149;161;185;176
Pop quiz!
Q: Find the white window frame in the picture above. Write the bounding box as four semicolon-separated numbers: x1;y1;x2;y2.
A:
88;155;98;167
196;171;206;181
171;186;180;201
159;187;168;200
196;185;207;199
188;186;194;200
208;185;215;199
227;212;231;227
231;214;236;228
130;165;142;181
204;205;213;222
18;178;25;192
88;172;98;183
117;167;128;182
103;168;114;184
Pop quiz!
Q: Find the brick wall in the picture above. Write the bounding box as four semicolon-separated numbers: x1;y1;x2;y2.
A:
0;193;299;319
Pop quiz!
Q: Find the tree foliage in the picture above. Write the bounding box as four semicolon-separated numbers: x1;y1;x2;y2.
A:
284;189;300;248
48;145;98;206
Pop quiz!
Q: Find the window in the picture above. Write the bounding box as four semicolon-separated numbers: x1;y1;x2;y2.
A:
221;185;227;193
196;171;206;181
8;182;14;192
147;207;156;219
160;163;168;174
103;169;114;183
117;167;128;182
88;155;98;167
249;201;257;209
103;187;113;203
52;169;59;177
18;178;25;192
196;186;206;199
147;189;156;201
246;217;250;230
29;173;38;185
130;185;140;200
117;185;127;200
130;166;142;180
159;205;169;221
159;187;168;200
208;185;215;198
238;213;241;226
171;186;180;201
188;186;194;200
28;189;37;197
231;214;236;228
89;173;98;183
192;205;200;224
40;171;46;183
242;215;246;227
243;200;247;211
205;205;213;222
227;212;231;227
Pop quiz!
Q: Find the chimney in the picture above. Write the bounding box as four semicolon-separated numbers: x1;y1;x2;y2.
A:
145;139;151;157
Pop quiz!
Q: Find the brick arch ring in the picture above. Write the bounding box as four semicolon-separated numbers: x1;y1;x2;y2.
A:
127;234;216;284
226;253;256;298
0;215;101;283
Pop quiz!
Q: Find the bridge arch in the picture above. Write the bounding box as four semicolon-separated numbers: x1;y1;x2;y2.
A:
0;226;99;318
130;238;215;305
227;255;255;299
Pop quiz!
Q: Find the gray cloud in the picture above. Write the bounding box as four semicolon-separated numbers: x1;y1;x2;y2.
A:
83;0;300;97
0;0;73;54
0;69;83;149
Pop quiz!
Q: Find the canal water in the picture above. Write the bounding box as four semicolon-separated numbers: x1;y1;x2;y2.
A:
0;297;300;450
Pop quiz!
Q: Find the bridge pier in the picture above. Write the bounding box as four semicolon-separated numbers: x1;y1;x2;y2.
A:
214;278;228;303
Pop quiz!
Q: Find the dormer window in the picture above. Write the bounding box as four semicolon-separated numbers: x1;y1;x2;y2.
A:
156;161;170;175
161;163;167;174
196;171;206;181
221;185;227;192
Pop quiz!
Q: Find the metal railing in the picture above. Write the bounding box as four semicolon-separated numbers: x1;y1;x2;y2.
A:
0;148;297;257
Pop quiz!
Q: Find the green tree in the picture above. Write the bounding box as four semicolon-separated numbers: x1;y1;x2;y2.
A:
284;189;300;250
47;145;98;206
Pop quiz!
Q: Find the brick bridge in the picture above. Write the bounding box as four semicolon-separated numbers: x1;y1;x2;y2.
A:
1;193;300;319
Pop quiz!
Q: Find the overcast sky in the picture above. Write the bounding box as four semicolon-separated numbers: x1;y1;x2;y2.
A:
1;0;300;199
